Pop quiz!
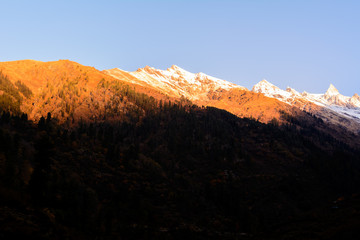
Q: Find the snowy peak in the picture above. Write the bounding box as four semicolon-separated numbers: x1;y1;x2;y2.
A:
168;65;186;72
349;94;360;108
324;84;340;97
286;87;300;96
169;64;180;70
352;93;360;100
252;79;281;93
138;65;191;79
137;65;160;75
252;80;300;104
321;84;352;107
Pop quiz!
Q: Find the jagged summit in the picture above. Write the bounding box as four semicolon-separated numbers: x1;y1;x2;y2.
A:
352;93;360;99
252;79;282;94
256;79;271;86
325;84;340;96
168;65;185;71
286;87;300;95
349;93;360;107
138;65;187;74
138;65;156;72
260;79;270;84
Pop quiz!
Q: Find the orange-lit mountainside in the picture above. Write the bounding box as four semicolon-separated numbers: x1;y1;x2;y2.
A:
105;65;360;145
0;60;177;122
1;59;360;239
1;60;301;124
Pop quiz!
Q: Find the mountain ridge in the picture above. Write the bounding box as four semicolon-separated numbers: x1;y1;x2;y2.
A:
0;59;359;140
106;64;360;134
104;65;246;101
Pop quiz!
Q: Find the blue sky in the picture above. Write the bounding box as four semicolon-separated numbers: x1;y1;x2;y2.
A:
1;0;359;96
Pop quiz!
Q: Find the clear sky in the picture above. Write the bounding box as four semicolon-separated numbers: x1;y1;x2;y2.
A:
1;0;359;96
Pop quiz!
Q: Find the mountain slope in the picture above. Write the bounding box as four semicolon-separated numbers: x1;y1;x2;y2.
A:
0;60;175;122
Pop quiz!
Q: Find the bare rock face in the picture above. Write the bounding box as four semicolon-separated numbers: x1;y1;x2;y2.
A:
322;84;349;107
349;93;360;108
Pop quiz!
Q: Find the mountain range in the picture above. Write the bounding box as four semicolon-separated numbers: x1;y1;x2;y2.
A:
0;59;358;130
105;64;360;135
0;59;359;139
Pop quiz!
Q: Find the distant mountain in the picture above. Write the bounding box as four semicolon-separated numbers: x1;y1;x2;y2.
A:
253;80;360;110
252;80;360;134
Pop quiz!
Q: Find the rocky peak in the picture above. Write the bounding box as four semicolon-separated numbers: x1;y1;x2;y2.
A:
286;87;300;96
352;93;360;100
324;84;340;97
252;79;281;93
349;93;360;108
136;66;163;76
142;65;154;71
258;79;271;85
168;65;183;71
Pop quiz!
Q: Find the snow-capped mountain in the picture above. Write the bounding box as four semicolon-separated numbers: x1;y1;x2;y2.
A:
252;80;300;102
104;65;246;100
252;80;360;125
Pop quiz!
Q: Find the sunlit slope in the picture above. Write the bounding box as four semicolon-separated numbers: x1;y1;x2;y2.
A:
0;60;173;122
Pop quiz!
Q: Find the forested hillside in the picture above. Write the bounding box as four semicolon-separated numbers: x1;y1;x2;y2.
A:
1;92;360;239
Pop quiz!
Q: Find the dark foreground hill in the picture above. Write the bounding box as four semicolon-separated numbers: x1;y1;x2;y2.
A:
1;99;360;239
